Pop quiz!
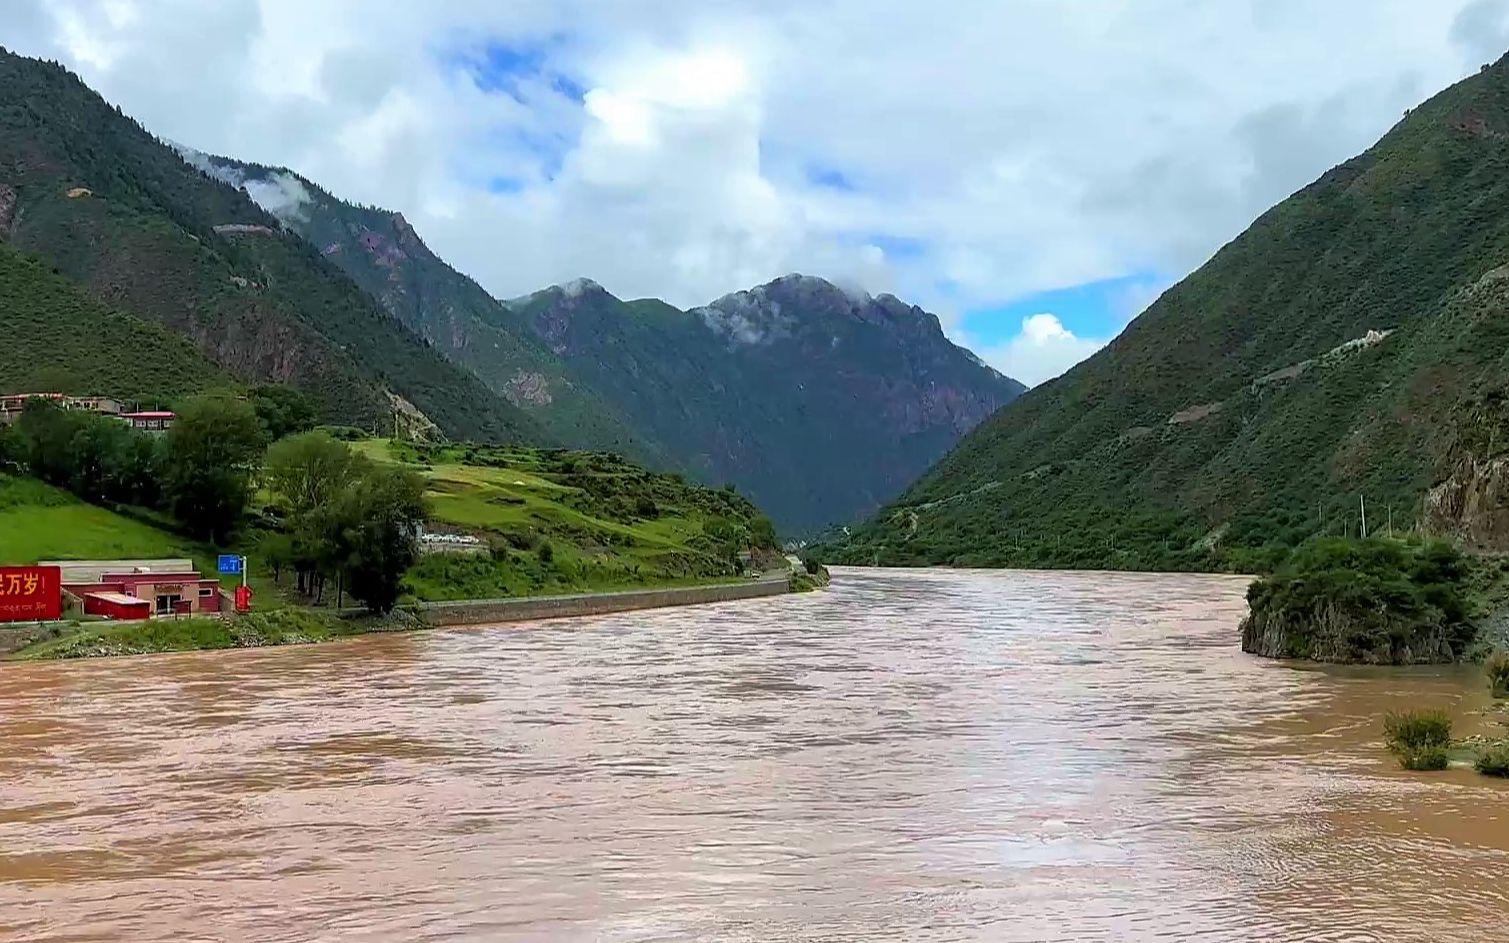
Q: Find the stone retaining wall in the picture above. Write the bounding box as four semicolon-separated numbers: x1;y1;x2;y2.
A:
421;577;791;627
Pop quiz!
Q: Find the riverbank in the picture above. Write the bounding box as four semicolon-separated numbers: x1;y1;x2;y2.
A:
419;574;792;627
3;575;801;661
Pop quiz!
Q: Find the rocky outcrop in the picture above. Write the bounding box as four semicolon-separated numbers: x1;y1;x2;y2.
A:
388;393;443;443
1240;604;1459;664
1423;454;1509;551
0;183;16;238
1168;401;1223;425
503;370;554;407
213;223;279;236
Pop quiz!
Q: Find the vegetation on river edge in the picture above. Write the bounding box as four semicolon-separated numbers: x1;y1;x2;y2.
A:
1240;537;1479;664
1383;709;1454;771
6;608;420;660
1381;706;1509;778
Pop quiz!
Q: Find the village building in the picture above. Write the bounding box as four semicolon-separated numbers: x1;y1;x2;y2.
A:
120;410;175;432
0;392;129;425
44;559;224;618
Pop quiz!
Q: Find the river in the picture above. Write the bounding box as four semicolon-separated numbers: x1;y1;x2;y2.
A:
2;568;1507;941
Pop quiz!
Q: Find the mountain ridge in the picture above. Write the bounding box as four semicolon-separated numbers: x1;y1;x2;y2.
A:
832;51;1509;569
0;47;544;444
511;271;1024;532
182;147;1021;533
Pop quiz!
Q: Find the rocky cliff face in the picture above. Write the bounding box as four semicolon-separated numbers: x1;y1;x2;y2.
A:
1424;454;1509;551
1240;605;1458;665
0;183;16;237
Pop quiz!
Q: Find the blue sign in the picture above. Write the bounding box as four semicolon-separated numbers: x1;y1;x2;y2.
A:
217;554;243;575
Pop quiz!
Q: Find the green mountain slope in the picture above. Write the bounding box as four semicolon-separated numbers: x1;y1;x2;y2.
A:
180;153;672;465
181;155;1017;535
139;157;1018;535
0;241;227;402
517;275;1023;534
0;48;542;444
834;55;1509;570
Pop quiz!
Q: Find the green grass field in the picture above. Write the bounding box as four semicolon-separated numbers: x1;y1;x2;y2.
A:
354;440;774;601
0;475;194;562
0;474;288;608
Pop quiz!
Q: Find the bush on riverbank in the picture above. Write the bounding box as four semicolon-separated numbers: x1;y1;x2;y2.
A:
1475;743;1509;777
1383;709;1453;771
1486;650;1509;699
1241;537;1476;664
1401;747;1451;771
790;564;831;593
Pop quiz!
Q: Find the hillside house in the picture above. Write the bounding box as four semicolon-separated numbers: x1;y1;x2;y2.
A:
0;392;126;425
120;410;175;432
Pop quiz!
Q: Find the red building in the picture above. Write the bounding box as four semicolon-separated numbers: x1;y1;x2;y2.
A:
51;559;223;619
82;592;154;620
120;410;175;432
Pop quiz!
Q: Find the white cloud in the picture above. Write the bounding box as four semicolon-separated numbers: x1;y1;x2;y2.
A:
975;314;1112;388
0;0;1498;377
175;144;313;222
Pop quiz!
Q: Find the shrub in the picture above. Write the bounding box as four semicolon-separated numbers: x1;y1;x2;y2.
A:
1486;650;1509;699
1383;709;1453;756
1242;537;1477;662
1401;747;1450;771
537;540;555;565
1475;743;1509;777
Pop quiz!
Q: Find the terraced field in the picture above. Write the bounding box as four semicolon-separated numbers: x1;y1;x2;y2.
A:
354;440;781;600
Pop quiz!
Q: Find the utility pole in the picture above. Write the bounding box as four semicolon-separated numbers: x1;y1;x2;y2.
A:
1360;494;1367;539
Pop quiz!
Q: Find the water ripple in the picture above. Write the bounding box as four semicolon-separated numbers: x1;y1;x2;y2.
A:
1;567;1506;941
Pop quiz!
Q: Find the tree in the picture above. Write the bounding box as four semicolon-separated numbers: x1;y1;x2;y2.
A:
323;466;427;613
15;398;83;486
162;394;265;542
266;431;370;597
265;431;368;516
119;433;164;507
749;513;778;549
66;414;136;504
0;422;19;473
259;531;296;584
250;385;320;442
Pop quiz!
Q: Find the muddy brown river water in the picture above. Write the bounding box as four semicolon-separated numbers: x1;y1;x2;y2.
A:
2;568;1507;941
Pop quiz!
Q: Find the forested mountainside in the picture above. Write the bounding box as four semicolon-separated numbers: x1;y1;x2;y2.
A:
0;48;542;444
514;275;1023;533
181;153;673;466
834;54;1509;570
171;146;1021;534
0;241;227;402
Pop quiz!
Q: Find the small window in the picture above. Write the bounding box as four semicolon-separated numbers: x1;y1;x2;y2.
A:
198;587;214;597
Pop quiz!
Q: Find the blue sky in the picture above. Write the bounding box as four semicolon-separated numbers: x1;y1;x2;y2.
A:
960;272;1171;348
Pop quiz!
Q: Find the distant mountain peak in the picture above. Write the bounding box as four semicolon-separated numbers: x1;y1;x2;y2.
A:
695;272;949;347
560;276;607;298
